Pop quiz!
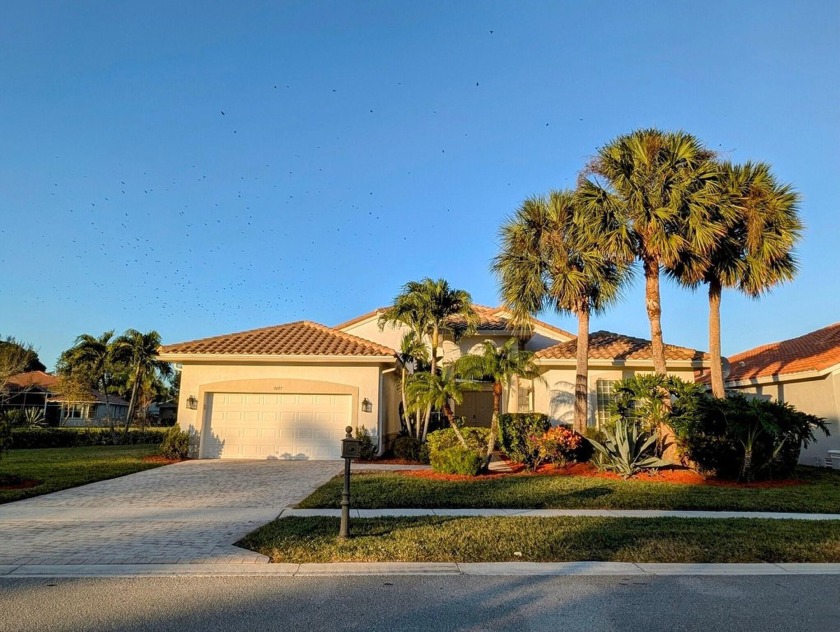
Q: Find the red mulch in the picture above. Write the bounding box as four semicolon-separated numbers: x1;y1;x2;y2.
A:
0;476;40;490
401;460;805;488
141;455;182;464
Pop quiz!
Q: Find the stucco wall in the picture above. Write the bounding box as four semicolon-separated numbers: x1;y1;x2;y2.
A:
731;371;840;465
533;365;700;427
177;362;387;453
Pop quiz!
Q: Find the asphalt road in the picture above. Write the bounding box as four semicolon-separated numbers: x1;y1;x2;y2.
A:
2;575;839;632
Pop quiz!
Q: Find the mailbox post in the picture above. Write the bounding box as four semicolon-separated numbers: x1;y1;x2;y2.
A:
339;425;361;538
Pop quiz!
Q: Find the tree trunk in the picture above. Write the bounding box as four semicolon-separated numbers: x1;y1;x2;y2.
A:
708;277;725;398
400;367;413;437
443;402;469;448
574;306;590;433
643;257;668;375
485;382;503;466
121;365;142;442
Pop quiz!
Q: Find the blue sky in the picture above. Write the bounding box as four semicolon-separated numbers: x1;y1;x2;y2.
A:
1;1;838;370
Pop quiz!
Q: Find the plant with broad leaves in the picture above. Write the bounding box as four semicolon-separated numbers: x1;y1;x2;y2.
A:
587;417;669;478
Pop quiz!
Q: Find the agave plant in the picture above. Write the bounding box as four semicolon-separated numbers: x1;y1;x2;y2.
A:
587;417;670;478
23;407;46;428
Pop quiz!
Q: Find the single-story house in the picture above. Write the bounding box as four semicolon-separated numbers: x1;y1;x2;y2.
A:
1;371;129;426
724;322;840;466
159;305;711;460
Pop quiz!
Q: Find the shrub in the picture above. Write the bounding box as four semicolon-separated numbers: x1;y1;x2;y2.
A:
355;425;377;460
430;444;484;476
670;393;828;481
426;427;490;459
587;417;669;478
9;427;167;449
159;425;190;460
0;413;10;459
497;413;551;466
531;425;585;468
392;435;425;462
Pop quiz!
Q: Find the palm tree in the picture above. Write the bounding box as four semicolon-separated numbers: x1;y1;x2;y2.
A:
405;364;473;446
58;330;117;423
578;129;720;375
379;278;478;376
493;190;627;432
397;331;430;439
456;338;541;460
669;161;802;397
113;329;172;439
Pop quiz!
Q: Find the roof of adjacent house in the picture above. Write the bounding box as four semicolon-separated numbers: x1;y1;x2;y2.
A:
158;321;396;357
726;322;840;382
535;331;710;363
4;371;129;405
336;304;575;339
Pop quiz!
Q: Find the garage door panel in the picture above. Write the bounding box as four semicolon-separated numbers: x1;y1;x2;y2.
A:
205;391;352;459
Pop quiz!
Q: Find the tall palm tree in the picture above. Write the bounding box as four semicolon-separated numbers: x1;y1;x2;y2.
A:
397;331;430;439
578;129;720;375
456;338;541;460
405;364;473;446
493;190;627;432
58;330;117;421
113;329;172;439
379;278;478;376
669;161;802;397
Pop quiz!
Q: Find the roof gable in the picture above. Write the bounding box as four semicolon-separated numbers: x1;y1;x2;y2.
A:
726;322;840;382
158;321;396;358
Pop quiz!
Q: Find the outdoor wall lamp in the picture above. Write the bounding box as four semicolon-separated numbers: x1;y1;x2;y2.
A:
186;395;198;410
361;398;372;413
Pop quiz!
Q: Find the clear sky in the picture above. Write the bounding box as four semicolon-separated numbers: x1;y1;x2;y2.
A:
1;1;838;370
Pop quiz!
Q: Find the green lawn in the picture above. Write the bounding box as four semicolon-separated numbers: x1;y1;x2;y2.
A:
240;516;840;563
0;444;168;504
299;467;840;513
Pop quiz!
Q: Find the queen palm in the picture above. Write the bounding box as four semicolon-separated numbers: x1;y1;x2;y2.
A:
456;338;541;460
669;161;801;397
397;331;430;438
493;190;627;432
113;329;172;439
406;364;473;446
578;129;720;375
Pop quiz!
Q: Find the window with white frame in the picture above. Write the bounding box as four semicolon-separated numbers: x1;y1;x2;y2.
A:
594;379;616;428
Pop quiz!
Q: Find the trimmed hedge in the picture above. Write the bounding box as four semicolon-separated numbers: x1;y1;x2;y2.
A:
497;413;551;466
430;445;484;476
10;427;167;449
426;427;490;458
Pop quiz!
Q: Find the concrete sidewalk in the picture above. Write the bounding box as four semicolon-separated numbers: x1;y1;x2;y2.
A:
2;561;840;578
282;507;840;520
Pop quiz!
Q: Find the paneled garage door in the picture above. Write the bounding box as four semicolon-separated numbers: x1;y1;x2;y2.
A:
204;392;352;460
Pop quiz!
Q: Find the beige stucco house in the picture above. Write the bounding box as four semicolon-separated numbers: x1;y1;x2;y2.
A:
724;323;840;465
159;305;712;460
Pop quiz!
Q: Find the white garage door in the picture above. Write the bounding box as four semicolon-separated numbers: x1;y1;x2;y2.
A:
204;392;352;460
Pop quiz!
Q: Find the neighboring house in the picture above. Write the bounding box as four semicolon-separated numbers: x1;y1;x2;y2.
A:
724;323;840;465
159;305;711;460
1;371;129;426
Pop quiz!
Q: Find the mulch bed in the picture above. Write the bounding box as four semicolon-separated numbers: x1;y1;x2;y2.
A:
140;455;182;464
401;460;805;488
0;474;40;490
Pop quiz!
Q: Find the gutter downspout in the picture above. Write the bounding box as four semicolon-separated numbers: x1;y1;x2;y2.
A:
377;367;396;457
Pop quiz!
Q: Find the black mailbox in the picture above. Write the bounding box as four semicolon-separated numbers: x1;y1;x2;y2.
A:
341;426;361;459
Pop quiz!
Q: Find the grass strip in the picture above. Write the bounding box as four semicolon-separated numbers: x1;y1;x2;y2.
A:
298;467;840;513
239;516;840;564
0;444;167;504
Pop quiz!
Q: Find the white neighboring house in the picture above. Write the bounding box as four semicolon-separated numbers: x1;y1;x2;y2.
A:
159;305;712;460
724;322;840;466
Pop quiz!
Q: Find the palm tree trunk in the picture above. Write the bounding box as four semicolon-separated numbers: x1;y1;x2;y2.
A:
574;306;590;433
122;365;142;442
443;402;469;448
643;257;668;375
400;367;413;437
485;382;503;465
708;277;725;398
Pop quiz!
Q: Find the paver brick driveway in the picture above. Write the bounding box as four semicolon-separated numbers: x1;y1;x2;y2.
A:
0;460;342;565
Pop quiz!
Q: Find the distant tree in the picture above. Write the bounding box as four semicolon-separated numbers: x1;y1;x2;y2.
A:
57;331;118;426
0;336;45;389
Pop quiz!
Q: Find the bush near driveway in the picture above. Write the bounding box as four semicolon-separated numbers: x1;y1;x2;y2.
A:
10;427;167;449
299;467;840;514
0;444;168;503
239;515;840;564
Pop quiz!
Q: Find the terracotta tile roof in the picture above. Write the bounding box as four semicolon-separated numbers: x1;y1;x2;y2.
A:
158;321;396;357
535;331;710;363
337;304;574;339
726;323;840;382
4;371;59;389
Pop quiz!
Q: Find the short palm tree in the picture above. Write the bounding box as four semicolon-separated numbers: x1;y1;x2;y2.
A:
456;338;541;460
493;190;627;432
113;329;172;439
397;331;430;438
405;364;473;445
578;129;720;375
669;161;802;397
